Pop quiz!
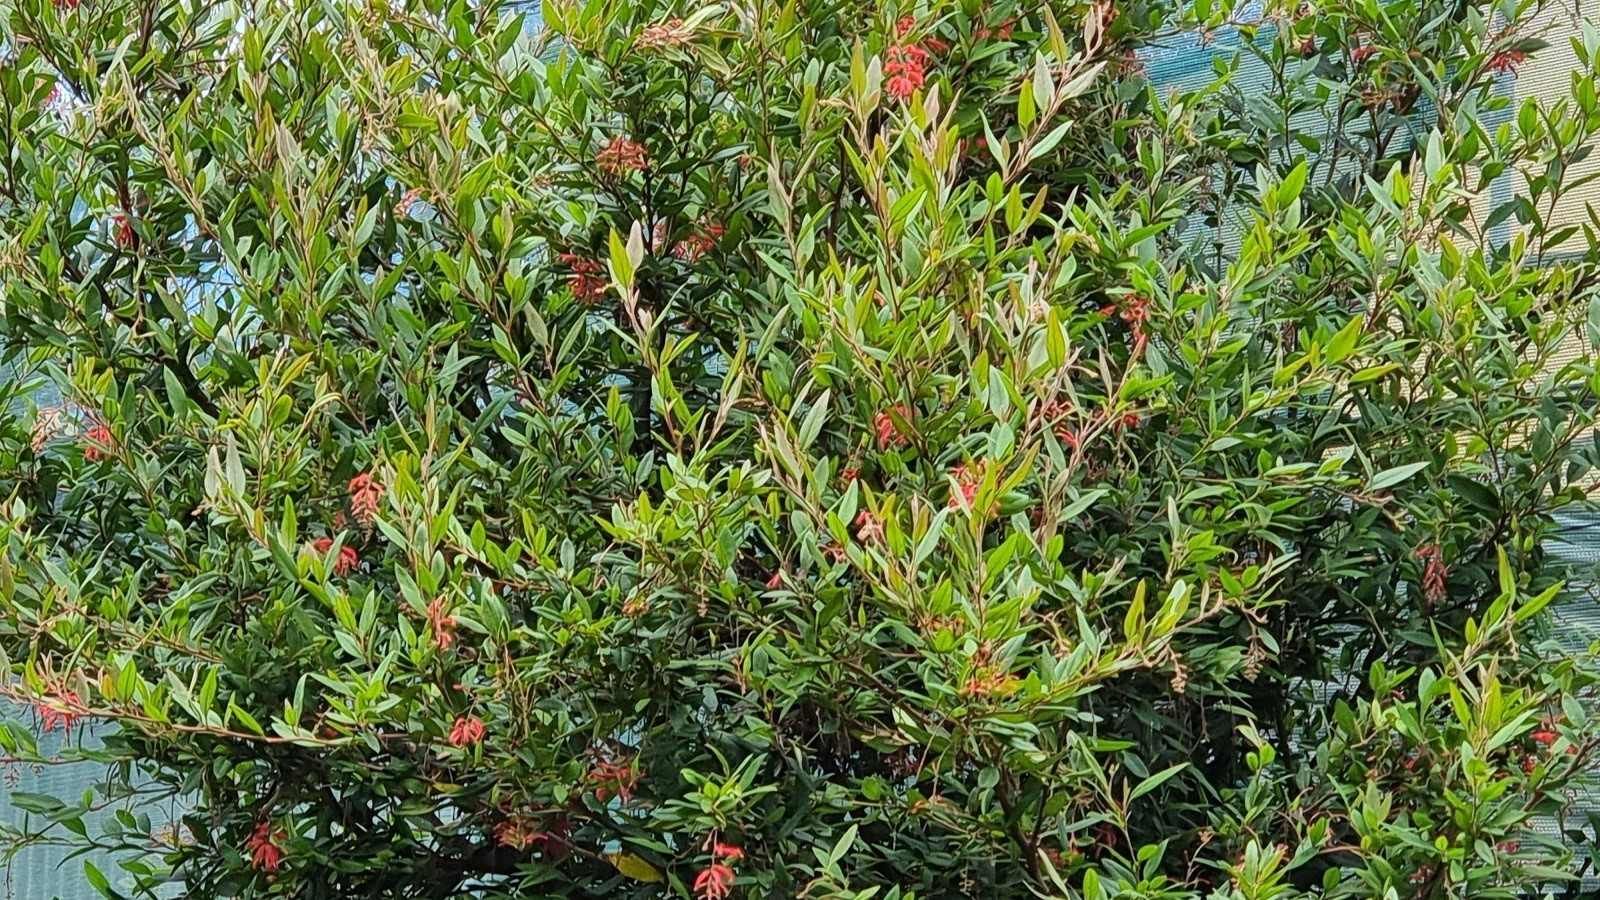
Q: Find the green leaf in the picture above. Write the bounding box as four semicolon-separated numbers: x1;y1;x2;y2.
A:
829;823;859;865
607;228;635;291
1325;315;1363;364
83;860;123;899
1277;159;1308;206
1027;122;1071;164
1368;461;1429;491
1129;762;1188;801
1059;489;1106;520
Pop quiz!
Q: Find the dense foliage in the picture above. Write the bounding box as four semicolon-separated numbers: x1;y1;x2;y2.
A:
5;0;1600;896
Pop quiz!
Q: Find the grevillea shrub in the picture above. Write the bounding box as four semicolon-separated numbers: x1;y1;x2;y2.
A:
6;0;1600;896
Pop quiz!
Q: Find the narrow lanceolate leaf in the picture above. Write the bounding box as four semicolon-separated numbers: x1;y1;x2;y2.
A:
1368;461;1429;491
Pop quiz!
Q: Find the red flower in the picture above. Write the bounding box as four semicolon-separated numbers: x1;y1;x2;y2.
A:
111;213;135;249
1298;36;1318;57
426;596;457;650
948;463;981;510
693;862;736;900
1349;44;1377;64
854;509;884;543
81;423;115;462
1040;400;1080;446
638;18;694;50
874;405;912;450
495;816;544;850
245;821;285;872
1414;544;1448;606
976;18;1016;41
765;570;783;590
1532;728;1558;747
32;408;62;454
1489;49;1526;75
673;222;725;262
37;688;83;733
884;44;931;101
1117;412;1141;430
961;664;1018;698
1101;294;1151;348
839;466;860;483
309;537;360;576
448;715;486;747
395;187;423;218
895;16;948;52
712;841;744;862
588;757;642;803
596;136;649;175
1522;755;1537;774
558;253;608;302
348;472;384;527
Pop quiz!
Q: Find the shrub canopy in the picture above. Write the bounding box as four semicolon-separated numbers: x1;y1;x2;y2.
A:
4;0;1600;897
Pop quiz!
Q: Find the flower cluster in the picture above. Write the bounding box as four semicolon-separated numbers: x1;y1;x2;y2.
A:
31;405;63;454
1040;400;1079;450
111;213;135;249
588;756;641;803
854;509;884;543
637;18;694;50
874;405;912;450
975;17;1016;42
245;821;285;872
558;253;608;302
426;596;457;650
309;537;359;576
1101;293;1151;349
673;221;725;262
37;687;84;733
394;186;424;218
596;136;649;175
896;16;949;53
348;472;383;528
1414;544;1448;606
961;664;1019;698
82;423;115;462
948;462;982;510
693;841;744;900
448;715;486;747
494;816;545;851
1490;49;1527;75
884;44;932;102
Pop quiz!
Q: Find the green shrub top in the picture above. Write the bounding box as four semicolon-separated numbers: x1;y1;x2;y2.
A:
3;0;1600;897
